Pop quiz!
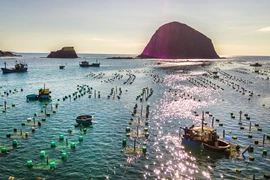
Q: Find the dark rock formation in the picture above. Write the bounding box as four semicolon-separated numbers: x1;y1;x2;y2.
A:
107;56;133;59
138;22;219;59
47;47;78;58
0;50;20;57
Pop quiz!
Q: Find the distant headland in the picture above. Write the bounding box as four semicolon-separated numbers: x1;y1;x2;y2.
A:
47;47;78;58
0;50;21;57
138;21;220;59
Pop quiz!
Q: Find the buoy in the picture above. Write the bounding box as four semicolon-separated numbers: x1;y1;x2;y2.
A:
68;129;72;133
255;123;259;127
1;147;7;153
248;134;253;138
70;142;76;149
83;128;87;133
122;139;127;146
12;104;15;107
126;127;131;132
31;127;35;132
53;110;56;113
25;132;29;138
264;173;270;179
50;161;56;169
144;128;148;132
236;168;242;173
21;122;26;126
232;136;237;140
235;144;240;151
143;141;147;145
40;150;46;157
59;134;64;141
51;141;56;148
254;140;259;145
27;118;32;121
12;139;18;146
247;146;254;153
78;136;83;141
42;118;46;121
249;156;255;161
142;146;147;154
219;123;223;126
61;152;67;159
267;134;270;139
258;128;262;131
215;119;220;122
126;133;131;137
27;160;33;168
240;126;244;130
263;149;267;156
46;113;50;116
246;116;250;120
34;113;37;116
6;133;11;138
238;122;242;125
145;122;149;126
145;132;149;138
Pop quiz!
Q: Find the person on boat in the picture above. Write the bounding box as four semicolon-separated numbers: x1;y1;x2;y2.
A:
82;115;87;120
212;131;219;147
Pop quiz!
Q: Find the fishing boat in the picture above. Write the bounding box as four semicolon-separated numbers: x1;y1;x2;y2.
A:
79;59;100;67
1;61;28;73
59;65;65;69
250;62;262;67
75;115;93;126
203;139;231;152
180;126;216;146
26;84;51;101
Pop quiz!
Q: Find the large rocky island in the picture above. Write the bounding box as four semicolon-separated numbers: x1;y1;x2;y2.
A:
0;50;20;57
138;21;219;59
47;47;78;58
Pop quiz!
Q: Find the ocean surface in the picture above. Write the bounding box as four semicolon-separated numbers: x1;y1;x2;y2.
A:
0;53;270;180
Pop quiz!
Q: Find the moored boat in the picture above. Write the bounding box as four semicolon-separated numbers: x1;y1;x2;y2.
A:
79;59;100;67
26;84;51;101
203;139;231;152
59;65;65;69
75;115;93;126
1;61;28;73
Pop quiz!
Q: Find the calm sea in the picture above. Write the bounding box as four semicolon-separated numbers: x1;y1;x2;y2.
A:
0;53;270;180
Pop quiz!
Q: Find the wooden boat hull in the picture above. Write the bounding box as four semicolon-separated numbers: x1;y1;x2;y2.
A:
1;68;28;73
75;115;93;126
79;63;100;67
203;139;230;152
181;136;202;146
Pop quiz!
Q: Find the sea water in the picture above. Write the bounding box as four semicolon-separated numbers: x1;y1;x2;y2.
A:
0;54;270;179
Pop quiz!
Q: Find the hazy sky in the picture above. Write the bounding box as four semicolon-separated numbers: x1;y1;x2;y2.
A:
0;0;269;56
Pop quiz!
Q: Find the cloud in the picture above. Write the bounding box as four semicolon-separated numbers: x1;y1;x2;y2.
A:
258;27;270;32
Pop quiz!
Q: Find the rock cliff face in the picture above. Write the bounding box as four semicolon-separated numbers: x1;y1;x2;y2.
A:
138;22;219;59
0;50;20;57
47;47;78;58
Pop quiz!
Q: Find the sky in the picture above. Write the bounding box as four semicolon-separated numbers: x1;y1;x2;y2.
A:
0;0;270;56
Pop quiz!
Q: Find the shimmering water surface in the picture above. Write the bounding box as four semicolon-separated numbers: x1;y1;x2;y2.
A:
0;54;270;180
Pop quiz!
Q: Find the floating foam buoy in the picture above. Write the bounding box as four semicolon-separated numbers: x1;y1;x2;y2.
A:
238;122;242;125
42;118;46;121
12;104;15;107
145;132;149;138
34;113;37;116
264;173;270;179
6;133;11;138
246;116;250;120
267;134;270;140
126;127;131;132
143;141;147;145
219;123;223;126
40;150;46;157
240;126;244;130
144;128;148;132
61;152;67;159
21;122;26;126
236;168;242;173
59;135;64;141
27;118;32;121
50;161;55;169
249;156;255;161
145;122;149;126
83;128;87;133
46;113;50;116
31;127;35;132
51;141;56;148
12;139;18;146
216;119;220;122
78;136;83;141
248;146;254;153
255;123;259;127
126;133;130;137
232;136;237;140
70;142;76;149
142;146;147;154
2;110;6;113
248;134;253;138
257;128;262;131
53;110;56;113
122;139;126;146
254;140;259;145
263;149;267;156
1;147;7;153
27;160;33;168
235;144;240;151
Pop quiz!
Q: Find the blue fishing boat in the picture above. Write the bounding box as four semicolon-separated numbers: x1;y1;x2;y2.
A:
1;61;28;73
26;84;51;101
75;114;93;126
79;59;100;67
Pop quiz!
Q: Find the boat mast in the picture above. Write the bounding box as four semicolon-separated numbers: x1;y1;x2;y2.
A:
201;111;204;132
4;62;6;69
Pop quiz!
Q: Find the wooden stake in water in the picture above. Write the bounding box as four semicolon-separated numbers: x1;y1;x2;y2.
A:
201;111;204;132
263;134;266;146
141;105;143;117
212;117;214;127
239;110;242;120
249;122;251;131
223;129;225;138
4;100;7;111
46;156;49;165
66;138;68;146
134;138;136;152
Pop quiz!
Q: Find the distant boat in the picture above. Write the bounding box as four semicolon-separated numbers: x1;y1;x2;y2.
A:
75;114;93;126
1;61;28;73
59;65;65;69
26;84;51;101
250;62;262;67
79;59;100;67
